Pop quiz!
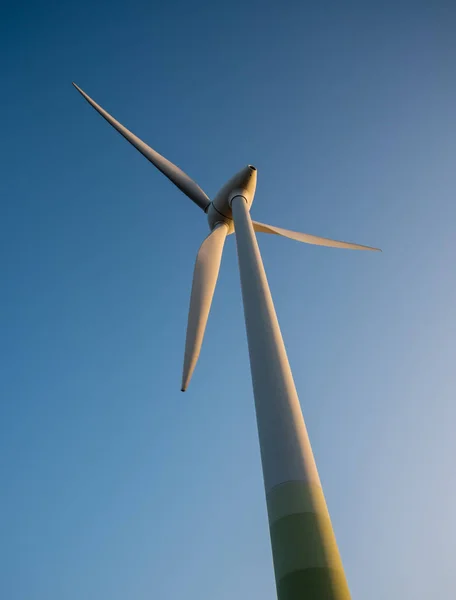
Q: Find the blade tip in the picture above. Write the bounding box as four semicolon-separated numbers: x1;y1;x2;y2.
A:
72;82;87;98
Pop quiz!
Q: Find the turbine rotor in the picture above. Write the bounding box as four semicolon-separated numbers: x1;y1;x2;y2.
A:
73;83;380;390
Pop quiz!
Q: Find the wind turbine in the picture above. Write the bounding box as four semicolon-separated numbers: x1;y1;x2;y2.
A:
73;82;380;600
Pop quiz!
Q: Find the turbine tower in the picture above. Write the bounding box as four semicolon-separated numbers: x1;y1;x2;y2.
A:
73;82;380;600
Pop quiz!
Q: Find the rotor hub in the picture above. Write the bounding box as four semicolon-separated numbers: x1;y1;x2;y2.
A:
208;165;257;230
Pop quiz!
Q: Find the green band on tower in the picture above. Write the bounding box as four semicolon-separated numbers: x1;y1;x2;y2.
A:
266;481;351;600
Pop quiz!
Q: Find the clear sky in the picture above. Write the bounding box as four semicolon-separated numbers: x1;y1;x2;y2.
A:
1;1;456;598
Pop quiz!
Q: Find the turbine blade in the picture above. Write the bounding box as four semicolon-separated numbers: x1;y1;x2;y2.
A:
252;221;381;252
72;83;211;211
181;224;228;391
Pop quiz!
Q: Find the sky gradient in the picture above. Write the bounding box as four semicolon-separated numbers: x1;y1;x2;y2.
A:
1;1;456;598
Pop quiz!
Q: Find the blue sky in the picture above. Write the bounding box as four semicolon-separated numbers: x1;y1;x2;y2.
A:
1;1;456;598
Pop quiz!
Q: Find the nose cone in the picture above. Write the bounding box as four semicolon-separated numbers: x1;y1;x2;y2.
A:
212;165;257;221
233;165;257;204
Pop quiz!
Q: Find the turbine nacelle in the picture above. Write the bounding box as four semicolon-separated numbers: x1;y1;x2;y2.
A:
207;165;257;231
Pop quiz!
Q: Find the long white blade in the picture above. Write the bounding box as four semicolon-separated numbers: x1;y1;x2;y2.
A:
252;221;381;251
181;224;228;391
72;83;211;211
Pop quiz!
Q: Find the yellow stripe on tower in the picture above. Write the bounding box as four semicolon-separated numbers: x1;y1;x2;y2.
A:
266;481;351;600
